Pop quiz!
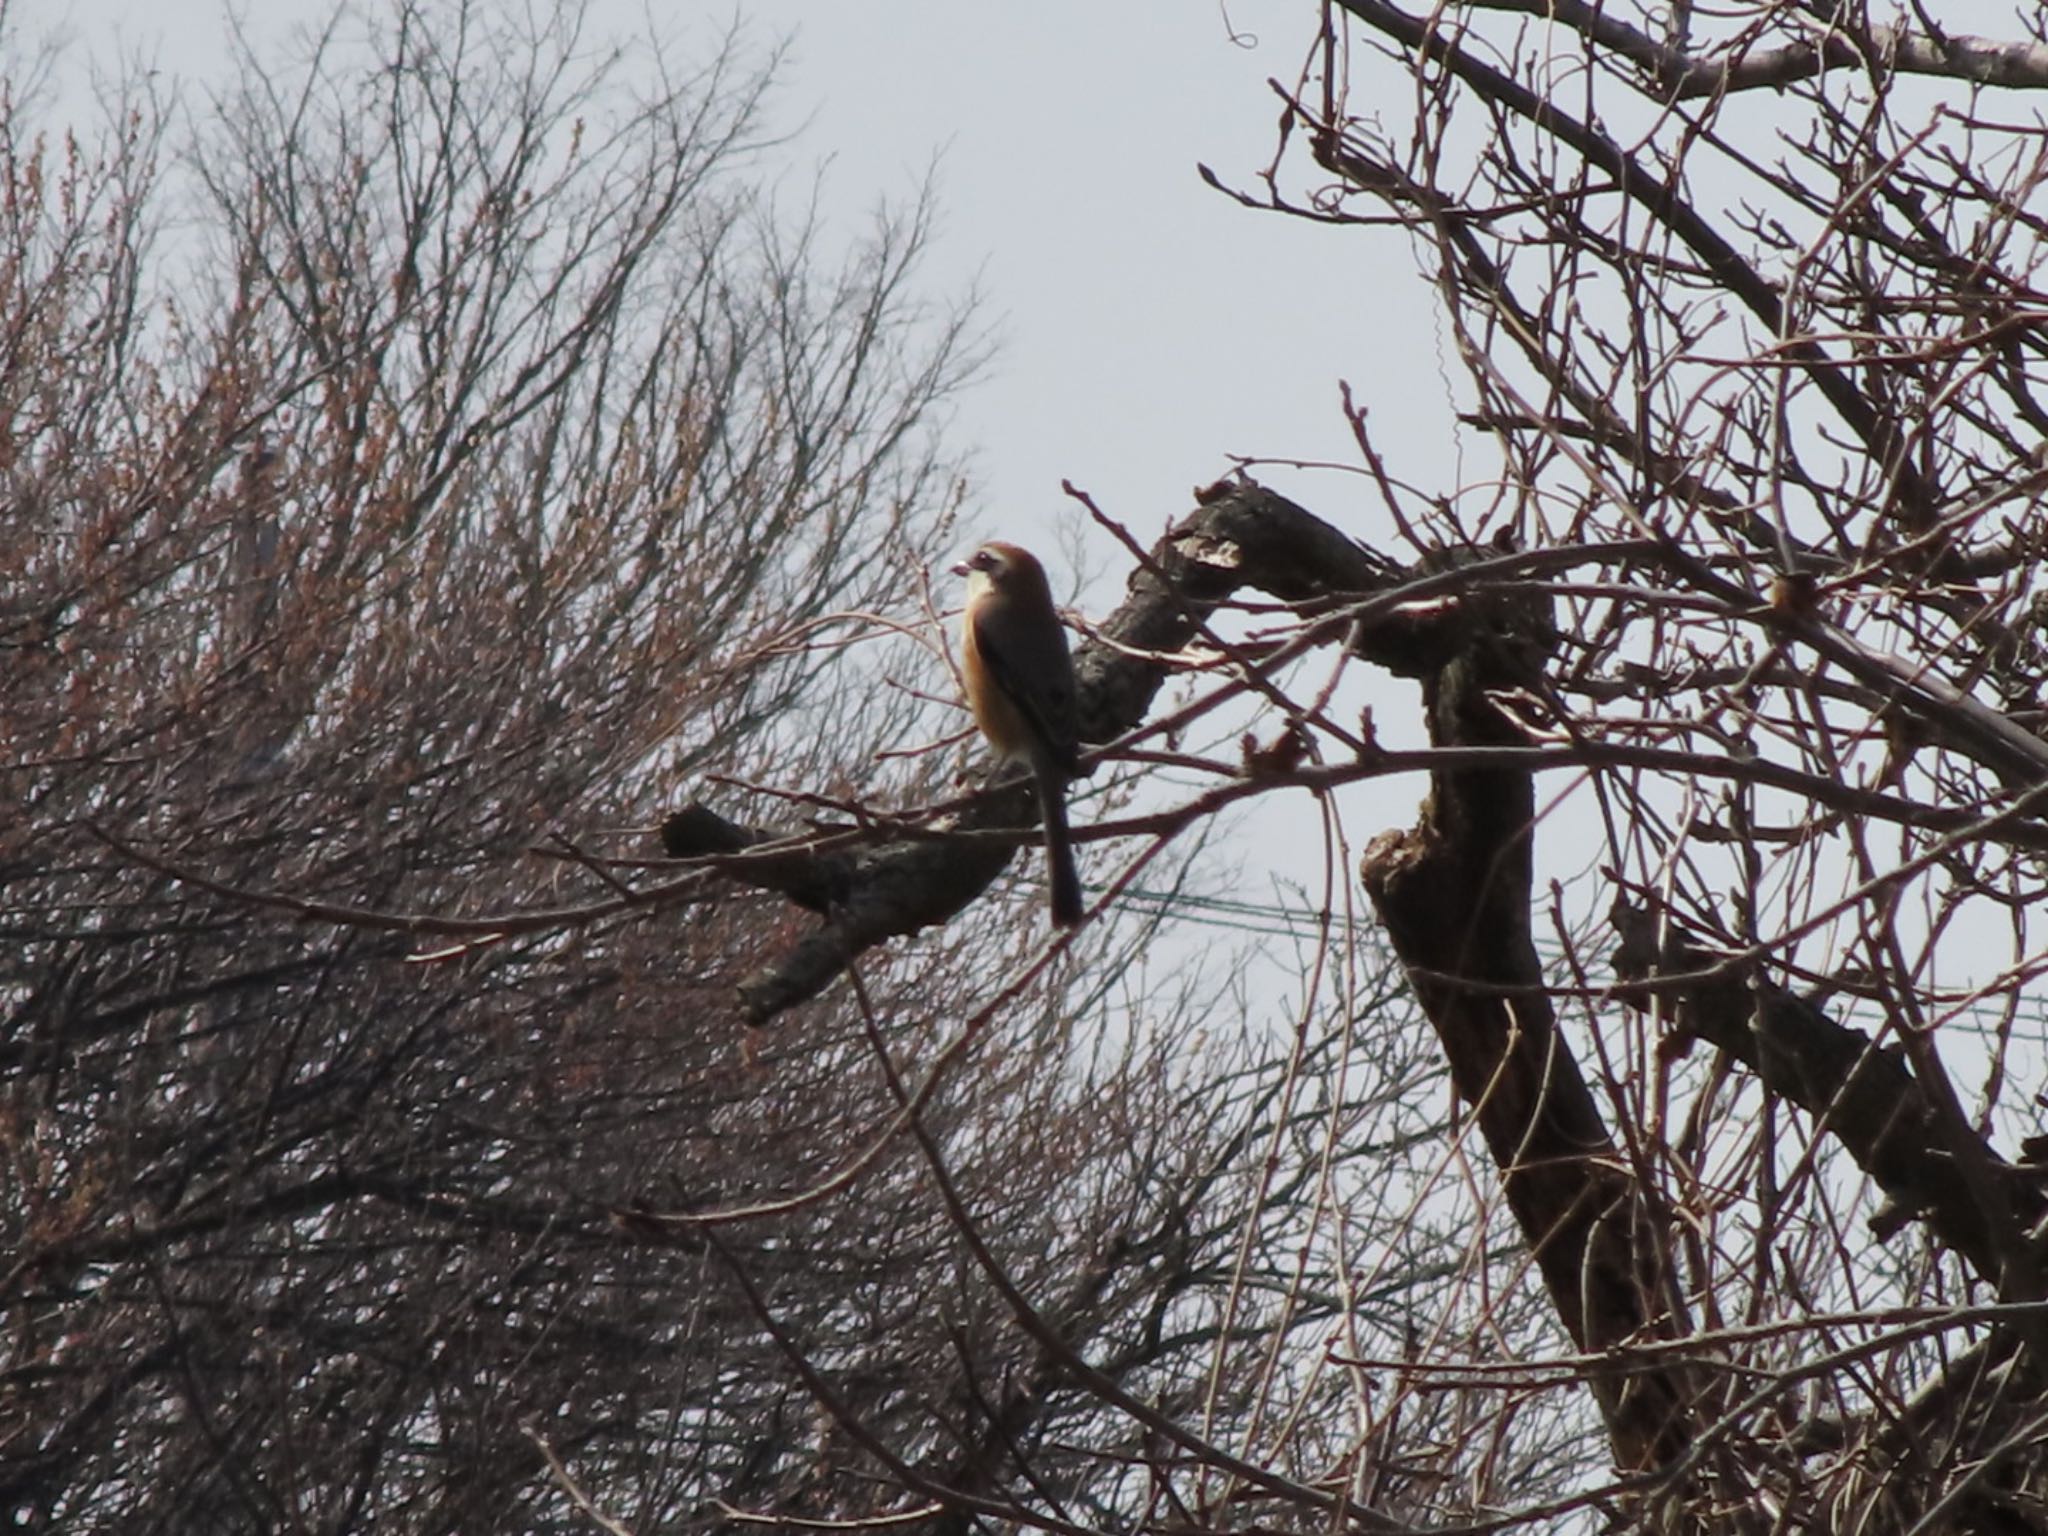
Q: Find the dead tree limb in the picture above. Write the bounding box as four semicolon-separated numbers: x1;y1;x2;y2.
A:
699;482;1386;1022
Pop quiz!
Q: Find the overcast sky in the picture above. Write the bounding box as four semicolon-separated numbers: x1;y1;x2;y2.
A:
728;3;1456;569
45;2;1448;596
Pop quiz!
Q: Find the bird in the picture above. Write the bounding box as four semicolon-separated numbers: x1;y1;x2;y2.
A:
953;540;1084;927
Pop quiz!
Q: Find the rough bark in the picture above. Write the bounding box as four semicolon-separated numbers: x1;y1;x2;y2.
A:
1353;549;1697;1479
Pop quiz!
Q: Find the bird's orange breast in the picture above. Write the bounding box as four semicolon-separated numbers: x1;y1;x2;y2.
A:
961;618;1034;763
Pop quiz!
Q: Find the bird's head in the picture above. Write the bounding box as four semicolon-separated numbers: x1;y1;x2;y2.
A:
951;540;1049;602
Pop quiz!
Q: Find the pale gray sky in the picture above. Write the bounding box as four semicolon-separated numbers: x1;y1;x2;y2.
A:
44;1;1453;602
730;3;1455;569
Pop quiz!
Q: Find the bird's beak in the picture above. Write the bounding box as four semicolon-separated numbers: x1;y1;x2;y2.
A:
948;559;971;577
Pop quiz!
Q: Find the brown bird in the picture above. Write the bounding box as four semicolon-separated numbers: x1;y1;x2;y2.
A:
954;540;1084;926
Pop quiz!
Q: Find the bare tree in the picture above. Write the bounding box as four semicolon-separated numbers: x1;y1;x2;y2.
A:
3;5;1469;1534
664;2;2048;1533
0;5;1322;1531
28;1;2048;1534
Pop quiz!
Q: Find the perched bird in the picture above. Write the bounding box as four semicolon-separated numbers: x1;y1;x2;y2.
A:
954;540;1084;926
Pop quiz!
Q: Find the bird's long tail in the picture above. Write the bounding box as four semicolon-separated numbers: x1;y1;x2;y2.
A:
1033;763;1084;927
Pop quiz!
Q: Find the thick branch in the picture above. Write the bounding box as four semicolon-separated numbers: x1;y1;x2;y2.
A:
1610;902;2048;1530
700;483;1387;1022
1460;2;2048;97
1355;552;1696;1477
1608;903;2045;1292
